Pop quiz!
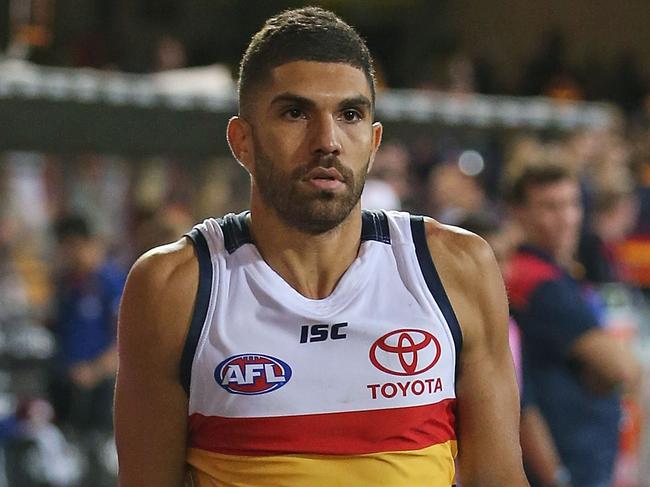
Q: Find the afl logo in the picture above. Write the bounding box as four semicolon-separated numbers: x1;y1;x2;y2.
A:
215;354;292;395
369;329;441;376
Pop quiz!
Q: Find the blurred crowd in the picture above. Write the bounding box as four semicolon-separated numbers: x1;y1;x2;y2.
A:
0;151;251;485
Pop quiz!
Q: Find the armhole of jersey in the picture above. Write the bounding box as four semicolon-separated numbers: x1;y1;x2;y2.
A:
180;228;213;396
409;216;463;360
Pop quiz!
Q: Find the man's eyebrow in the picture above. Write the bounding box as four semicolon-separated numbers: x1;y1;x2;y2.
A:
338;96;372;110
269;93;372;111
270;93;315;108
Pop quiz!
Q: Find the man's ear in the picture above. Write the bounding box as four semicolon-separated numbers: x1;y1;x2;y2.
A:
227;116;254;173
366;121;383;174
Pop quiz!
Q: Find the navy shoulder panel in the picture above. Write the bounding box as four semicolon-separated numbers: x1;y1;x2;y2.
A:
218;212;252;254
409;216;463;360
361;209;391;244
180;227;213;395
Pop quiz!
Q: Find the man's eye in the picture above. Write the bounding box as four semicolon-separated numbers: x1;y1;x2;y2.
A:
342;109;362;122
285;108;304;119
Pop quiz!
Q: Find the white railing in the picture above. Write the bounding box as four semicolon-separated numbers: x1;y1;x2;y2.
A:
0;57;618;130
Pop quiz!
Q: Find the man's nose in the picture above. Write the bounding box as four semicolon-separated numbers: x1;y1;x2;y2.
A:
310;114;342;156
557;204;582;229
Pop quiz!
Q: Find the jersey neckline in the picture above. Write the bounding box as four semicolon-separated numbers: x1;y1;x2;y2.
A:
217;210;391;315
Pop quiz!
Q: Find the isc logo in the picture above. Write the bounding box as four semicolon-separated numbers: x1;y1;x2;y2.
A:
215;354;292;395
299;322;348;343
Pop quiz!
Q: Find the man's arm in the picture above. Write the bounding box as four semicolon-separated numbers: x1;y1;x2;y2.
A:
114;239;198;487
68;345;117;389
520;406;573;487
570;328;641;395
424;220;529;487
524;279;641;396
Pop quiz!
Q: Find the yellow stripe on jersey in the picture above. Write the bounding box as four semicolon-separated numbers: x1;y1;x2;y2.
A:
186;440;457;487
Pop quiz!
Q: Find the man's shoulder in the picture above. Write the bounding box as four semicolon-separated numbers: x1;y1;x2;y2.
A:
418;216;502;321
126;237;199;308
118;237;199;370
420;216;495;270
419;216;510;365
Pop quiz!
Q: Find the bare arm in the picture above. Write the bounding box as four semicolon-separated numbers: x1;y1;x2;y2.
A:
571;329;641;395
68;345;117;389
520;406;573;487
424;220;529;486
114;239;198;487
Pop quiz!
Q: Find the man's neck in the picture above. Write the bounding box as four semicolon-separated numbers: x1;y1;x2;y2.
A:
248;200;363;300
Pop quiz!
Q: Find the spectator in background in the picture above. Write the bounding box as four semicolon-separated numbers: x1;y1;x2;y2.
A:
578;171;645;487
505;162;641;487
131;204;193;263
153;34;187;72
579;177;639;284
49;215;126;435
520;29;583;101
629;129;650;236
427;160;487;225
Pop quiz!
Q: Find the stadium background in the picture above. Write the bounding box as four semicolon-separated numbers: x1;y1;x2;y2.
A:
1;1;650;486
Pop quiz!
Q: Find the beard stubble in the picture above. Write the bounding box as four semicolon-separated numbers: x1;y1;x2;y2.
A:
252;140;369;235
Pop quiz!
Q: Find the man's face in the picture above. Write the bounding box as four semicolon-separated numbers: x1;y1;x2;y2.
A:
241;61;382;234
57;235;98;273
517;178;583;259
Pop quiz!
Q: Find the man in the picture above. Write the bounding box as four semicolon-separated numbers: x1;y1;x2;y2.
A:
115;8;527;487
578;177;638;284
506;163;640;487
51;214;124;434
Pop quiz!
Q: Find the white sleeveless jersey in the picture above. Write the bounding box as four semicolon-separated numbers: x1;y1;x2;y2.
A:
181;210;462;487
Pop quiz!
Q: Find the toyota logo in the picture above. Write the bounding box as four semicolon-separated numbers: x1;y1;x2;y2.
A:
369;329;441;376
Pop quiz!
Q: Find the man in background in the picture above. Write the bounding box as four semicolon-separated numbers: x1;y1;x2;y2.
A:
50;214;125;435
506;163;641;487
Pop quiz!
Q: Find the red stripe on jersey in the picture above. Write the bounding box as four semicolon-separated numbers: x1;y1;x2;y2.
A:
188;398;456;456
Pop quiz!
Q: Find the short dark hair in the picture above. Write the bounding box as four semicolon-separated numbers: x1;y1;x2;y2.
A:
238;7;376;117
505;162;575;205
53;214;91;242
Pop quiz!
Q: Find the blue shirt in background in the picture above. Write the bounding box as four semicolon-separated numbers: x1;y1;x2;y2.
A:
54;259;126;366
508;245;621;487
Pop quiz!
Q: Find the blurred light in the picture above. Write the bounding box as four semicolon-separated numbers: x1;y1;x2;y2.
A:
458;150;484;176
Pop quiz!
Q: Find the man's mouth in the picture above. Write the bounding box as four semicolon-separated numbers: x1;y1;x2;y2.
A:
304;167;344;181
303;167;346;191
